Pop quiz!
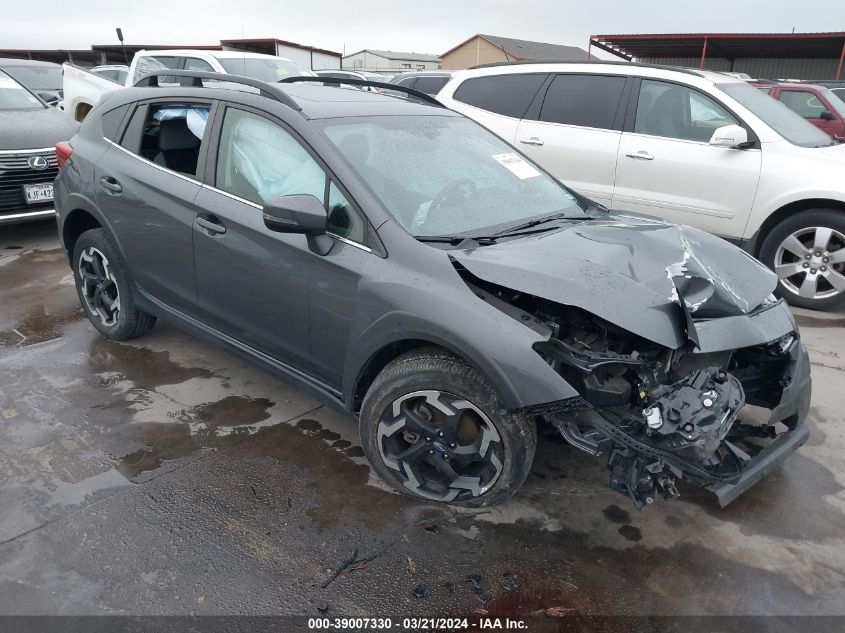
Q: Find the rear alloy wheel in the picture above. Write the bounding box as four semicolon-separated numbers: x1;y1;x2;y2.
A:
360;347;536;507
760;210;845;310
72;228;156;340
78;246;121;327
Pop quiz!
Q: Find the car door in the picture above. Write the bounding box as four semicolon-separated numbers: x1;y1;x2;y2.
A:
613;78;761;238
514;73;628;207
95;99;214;316
193;104;374;386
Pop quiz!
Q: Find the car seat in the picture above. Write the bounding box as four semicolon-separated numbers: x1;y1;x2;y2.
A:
153;118;200;174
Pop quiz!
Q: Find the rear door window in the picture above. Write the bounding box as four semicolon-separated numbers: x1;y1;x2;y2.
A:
453;74;547;118
119;102;210;176
538;74;626;129
132;55;179;84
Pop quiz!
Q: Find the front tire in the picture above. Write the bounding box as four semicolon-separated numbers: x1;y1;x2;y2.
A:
759;209;845;311
72;228;156;340
360;347;536;507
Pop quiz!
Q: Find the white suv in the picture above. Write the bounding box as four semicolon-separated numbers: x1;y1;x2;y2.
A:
439;62;845;310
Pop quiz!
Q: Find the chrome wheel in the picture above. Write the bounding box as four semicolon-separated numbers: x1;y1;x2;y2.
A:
377;390;504;502
78;246;121;327
774;226;845;300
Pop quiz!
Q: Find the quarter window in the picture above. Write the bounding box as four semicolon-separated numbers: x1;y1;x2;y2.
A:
634;79;738;142
538;74;626;129
453;74;547;119
327;182;366;243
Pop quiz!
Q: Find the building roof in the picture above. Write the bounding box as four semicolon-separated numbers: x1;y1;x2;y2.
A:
220;38;341;58
442;34;595;61
345;49;440;62
590;32;845;61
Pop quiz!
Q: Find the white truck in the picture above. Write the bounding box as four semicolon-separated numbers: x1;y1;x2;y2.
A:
62;49;313;122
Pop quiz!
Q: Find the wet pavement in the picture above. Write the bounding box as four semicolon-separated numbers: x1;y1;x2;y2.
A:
1;221;844;626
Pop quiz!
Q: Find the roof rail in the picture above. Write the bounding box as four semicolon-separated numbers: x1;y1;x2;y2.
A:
279;75;444;107
466;59;705;77
133;70;302;111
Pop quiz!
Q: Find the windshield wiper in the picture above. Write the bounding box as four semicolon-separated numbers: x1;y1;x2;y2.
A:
493;211;571;237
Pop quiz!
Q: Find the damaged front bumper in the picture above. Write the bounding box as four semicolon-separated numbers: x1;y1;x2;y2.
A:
527;302;811;509
706;337;811;506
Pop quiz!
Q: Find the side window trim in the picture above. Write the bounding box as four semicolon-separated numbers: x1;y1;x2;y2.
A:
204;103;381;254
622;76;759;147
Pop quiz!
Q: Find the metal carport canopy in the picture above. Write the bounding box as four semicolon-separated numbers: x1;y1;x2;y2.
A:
589;32;845;78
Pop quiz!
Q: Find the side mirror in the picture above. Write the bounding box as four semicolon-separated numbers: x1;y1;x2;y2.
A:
709;124;749;148
819;110;836;121
263;194;333;255
263;194;327;235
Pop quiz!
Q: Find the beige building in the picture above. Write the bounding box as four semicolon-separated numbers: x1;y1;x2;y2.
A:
441;34;596;70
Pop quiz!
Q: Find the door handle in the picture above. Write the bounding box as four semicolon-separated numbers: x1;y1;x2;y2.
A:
98;176;122;193
519;137;544;146
625;150;654;161
196;216;226;235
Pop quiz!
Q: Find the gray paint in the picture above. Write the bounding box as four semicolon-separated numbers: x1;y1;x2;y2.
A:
53;80;802;417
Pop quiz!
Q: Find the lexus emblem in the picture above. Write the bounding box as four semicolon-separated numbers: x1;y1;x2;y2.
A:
28;155;48;170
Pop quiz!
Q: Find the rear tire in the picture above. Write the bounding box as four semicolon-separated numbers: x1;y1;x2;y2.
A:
360;347;536;507
759;209;845;311
72;228;156;340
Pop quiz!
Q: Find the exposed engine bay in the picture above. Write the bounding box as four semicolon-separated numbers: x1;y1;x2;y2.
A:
462;271;806;509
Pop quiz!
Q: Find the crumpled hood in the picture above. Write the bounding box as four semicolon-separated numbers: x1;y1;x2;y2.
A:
0;107;79;150
451;212;776;349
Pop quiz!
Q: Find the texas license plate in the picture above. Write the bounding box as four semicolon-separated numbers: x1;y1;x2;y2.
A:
23;183;53;204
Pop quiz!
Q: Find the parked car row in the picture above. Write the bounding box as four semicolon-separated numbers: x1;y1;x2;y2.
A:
438;61;845;310
52;69;810;510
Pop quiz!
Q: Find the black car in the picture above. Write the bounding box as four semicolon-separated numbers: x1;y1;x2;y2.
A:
54;70;811;509
390;70;453;95
0;70;78;225
0;58;64;106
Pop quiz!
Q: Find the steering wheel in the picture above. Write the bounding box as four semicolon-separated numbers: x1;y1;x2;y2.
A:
428;178;478;224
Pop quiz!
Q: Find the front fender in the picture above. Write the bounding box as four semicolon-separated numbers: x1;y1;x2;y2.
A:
342;303;580;412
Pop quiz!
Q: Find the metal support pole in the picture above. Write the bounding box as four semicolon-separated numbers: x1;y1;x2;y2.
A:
699;36;709;69
836;39;845;80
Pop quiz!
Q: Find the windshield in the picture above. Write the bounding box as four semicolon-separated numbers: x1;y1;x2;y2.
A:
321;115;585;238
218;57;311;81
719;82;833;147
1;65;62;91
0;74;44;110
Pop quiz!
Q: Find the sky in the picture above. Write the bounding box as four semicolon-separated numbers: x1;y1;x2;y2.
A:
2;0;845;57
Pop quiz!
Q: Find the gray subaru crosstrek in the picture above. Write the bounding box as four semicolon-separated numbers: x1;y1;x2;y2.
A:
53;70;811;509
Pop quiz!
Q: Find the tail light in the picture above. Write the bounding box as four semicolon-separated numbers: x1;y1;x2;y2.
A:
55;141;73;168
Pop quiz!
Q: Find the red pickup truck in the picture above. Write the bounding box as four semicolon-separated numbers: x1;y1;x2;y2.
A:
753;81;845;140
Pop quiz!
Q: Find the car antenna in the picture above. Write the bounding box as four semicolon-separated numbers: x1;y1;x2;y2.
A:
116;27;128;65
